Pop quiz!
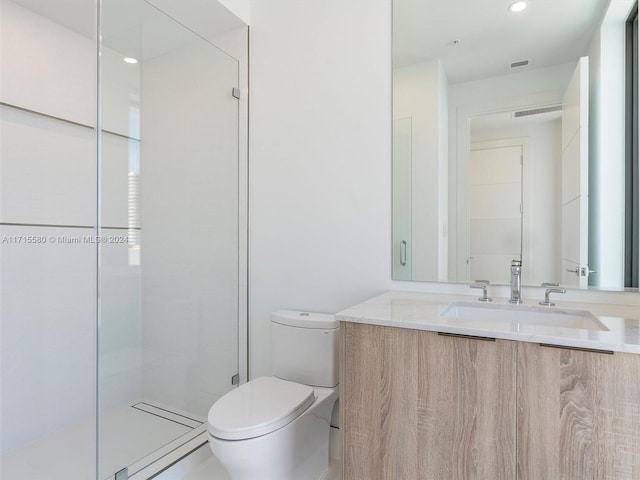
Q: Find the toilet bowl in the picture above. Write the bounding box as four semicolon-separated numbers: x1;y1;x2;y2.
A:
208;377;338;480
207;311;339;480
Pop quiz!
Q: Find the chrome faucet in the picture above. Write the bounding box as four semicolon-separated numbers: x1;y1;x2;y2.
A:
539;287;566;306
509;259;523;304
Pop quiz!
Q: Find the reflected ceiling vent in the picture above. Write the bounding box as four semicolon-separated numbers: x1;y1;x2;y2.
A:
509;59;531;70
513;105;562;118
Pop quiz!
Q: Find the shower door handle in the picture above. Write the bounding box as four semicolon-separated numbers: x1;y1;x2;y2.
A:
400;240;407;266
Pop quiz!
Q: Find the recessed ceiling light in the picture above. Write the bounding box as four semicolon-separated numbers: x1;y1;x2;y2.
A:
123;57;138;64
509;1;527;13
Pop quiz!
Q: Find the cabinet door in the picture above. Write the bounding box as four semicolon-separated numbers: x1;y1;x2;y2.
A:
343;322;420;480
343;323;516;480
417;331;516;480
517;342;640;479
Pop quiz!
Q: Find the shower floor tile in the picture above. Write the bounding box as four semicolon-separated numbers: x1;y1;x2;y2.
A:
0;402;201;480
0;415;95;480
99;402;198;478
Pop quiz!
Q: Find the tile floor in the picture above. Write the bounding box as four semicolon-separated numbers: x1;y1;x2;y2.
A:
178;453;342;480
1;403;341;480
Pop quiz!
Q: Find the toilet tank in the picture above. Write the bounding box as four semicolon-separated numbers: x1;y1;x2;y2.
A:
271;310;339;388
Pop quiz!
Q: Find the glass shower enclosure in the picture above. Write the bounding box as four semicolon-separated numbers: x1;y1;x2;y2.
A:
0;1;246;478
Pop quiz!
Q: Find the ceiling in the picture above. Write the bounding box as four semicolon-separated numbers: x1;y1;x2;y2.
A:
471;109;562;136
10;0;246;60
11;0;621;82
393;0;612;84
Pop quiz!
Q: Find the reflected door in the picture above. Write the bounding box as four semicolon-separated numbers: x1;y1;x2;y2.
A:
468;143;523;284
392;118;412;280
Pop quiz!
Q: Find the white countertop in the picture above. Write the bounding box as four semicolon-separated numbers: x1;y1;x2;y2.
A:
335;291;640;354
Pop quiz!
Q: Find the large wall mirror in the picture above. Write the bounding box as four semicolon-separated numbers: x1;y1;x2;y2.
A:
392;0;640;291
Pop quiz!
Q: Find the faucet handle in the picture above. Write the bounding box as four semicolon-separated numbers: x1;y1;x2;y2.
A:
539;287;566;306
541;282;559;287
470;283;492;302
474;279;490;285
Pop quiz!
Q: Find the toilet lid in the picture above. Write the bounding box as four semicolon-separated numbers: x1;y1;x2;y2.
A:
207;376;315;440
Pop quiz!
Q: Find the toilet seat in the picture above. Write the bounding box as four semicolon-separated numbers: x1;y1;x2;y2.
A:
207;376;315;440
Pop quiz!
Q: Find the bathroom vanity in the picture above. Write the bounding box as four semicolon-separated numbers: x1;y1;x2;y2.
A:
337;291;640;480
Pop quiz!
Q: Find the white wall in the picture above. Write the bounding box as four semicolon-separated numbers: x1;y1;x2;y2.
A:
248;0;393;378
437;65;449;281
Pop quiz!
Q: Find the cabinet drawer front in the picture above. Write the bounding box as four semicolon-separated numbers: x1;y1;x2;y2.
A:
517;342;640;480
343;324;516;480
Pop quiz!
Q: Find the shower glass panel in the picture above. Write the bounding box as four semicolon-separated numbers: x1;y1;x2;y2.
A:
0;0;241;478
0;0;99;479
98;0;240;478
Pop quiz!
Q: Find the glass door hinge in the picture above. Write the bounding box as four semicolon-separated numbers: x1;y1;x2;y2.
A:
115;467;128;480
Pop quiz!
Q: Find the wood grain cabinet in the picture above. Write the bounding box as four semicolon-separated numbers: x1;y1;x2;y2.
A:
342;322;517;480
342;322;640;480
517;342;640;480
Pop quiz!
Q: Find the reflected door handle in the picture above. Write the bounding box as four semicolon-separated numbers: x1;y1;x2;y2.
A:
400;240;407;266
566;266;598;276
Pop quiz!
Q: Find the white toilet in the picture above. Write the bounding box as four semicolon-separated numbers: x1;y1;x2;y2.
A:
207;310;340;480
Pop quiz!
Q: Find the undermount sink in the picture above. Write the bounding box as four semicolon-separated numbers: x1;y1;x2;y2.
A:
441;301;609;331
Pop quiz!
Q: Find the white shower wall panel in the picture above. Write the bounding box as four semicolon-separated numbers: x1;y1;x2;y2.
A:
101;133;141;229
100;46;142;139
0;1;140;134
98;130;142;411
0;1;144;455
0;2;97;456
98;228;142;410
0;225;96;454
0;1;96;126
0;107;96;226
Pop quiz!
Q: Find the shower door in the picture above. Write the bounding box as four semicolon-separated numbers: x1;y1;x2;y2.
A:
0;0;241;478
98;1;240;477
